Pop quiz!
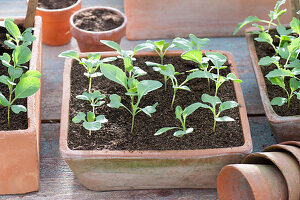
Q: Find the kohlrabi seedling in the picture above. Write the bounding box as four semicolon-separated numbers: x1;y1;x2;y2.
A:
198;94;239;132
173;34;210;52
154;103;204;137
72;91;108;136
233;0;287;35
0;18;40;128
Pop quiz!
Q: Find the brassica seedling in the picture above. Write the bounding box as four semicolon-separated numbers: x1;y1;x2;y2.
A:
0;18;40;128
197;94;239;132
173;34;210;52
154;103;204;137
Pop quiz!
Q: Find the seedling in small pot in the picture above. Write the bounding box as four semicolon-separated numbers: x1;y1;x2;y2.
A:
0;18;40;128
154;103;204;137
198;94;239;132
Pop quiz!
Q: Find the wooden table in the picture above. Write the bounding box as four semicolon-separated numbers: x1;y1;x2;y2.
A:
1;0;276;199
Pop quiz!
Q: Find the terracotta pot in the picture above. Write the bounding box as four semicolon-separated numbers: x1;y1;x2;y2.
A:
217;164;288;200
35;0;81;46
281;141;300;148
264;144;300;164
242;152;300;200
70;6;127;52
59;50;252;191
245;27;300;143
0;17;42;195
124;0;291;40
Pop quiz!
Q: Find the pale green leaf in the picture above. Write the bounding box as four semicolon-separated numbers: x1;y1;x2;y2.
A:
108;94;123;108
72;112;86;123
14;77;40;99
154;127;178;136
100;64;127;89
271;97;287;106
140;102;158;117
11;105;27;114
137;80;162;98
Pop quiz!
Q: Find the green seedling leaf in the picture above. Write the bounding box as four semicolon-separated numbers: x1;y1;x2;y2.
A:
20;70;41;80
22;31;36;43
108;94;123;108
259;56;278;66
14;77;40;99
4;40;16;49
100;63;127;89
172;37;192;51
8;66;23;79
205;52;227;68
58;50;80;61
266;69;295;78
133;43;155;55
277;25;293;36
0;53;11;63
226;73;242;83
275;0;286;12
286;59;300;68
182;102;204;118
133;66;147;77
173;128;193;137
86;111;95;122
290;78;300;92
0;75;11;86
173;85;191;91
4;18;20;41
189;34;210;50
215;116;235;122
233;16;261;35
13;44;31;65
288;37;300;54
268;77;285;89
181;50;202;64
91;101;105;107
175;106;183;120
159;64;176;77
186;70;214;82
72;112;86;123
0;92;10;106
154;127;178;136
100;40;122;53
201;94;221;107
102;57;117;63
140;102;158;117
295;91;300;99
271;97;287;106
290;17;300;34
255;32;273;45
88;53;100;60
96;115;108;123
83;121;101;131
278;45;290;59
137;80;162;98
11;105;27;114
219;101;239;112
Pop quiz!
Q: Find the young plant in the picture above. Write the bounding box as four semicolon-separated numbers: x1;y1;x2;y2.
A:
154;103;204;137
233;0;287;34
173;34;210;52
99;41;163;133
0;18;40;128
141;40;175;64
197;94;239;132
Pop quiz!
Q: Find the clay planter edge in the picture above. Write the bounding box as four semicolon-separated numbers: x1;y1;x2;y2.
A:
59;50;252;191
70;6;127;52
245;26;300;143
0;16;42;195
124;0;291;40
35;0;82;46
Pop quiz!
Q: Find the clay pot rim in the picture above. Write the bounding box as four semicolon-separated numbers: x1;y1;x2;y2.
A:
60;50;252;159
69;6;127;35
35;0;82;12
0;16;42;136
264;144;300;164
245;26;300;123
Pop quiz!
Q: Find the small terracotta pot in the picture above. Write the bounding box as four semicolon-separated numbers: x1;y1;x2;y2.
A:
245;26;300;143
281;141;300;148
70;6;127;52
217;164;288;200
0;17;42;195
35;0;81;46
264;144;300;164
60;50;252;191
242;152;300;200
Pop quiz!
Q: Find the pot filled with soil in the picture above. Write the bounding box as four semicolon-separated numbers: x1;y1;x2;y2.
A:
0;17;42;195
70;6;126;52
59;36;252;191
234;0;300;142
35;0;81;46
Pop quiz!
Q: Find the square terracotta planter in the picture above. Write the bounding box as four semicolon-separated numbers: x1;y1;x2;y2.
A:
0;16;42;195
60;51;252;191
124;0;292;40
245;27;300;143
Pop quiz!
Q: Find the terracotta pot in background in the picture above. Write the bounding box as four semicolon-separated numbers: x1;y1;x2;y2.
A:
70;6;127;52
245;27;300;143
217;164;288;200
35;0;81;46
243;152;300;200
0;16;42;195
124;0;291;40
264;144;300;164
59;50;252;191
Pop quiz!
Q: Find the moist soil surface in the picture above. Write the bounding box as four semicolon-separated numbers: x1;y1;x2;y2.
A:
68;56;244;151
38;0;78;9
0;25;28;131
253;29;300;116
73;9;124;32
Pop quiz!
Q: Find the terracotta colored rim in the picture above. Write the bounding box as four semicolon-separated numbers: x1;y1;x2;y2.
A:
0;16;42;138
281;141;300;147
60;50;252;159
70;6;127;34
242;152;300;200
245;26;300;124
35;0;82;12
264;144;300;164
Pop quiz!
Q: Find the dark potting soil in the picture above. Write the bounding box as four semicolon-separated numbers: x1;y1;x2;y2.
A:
73;9;124;32
68;56;244;151
38;0;78;9
253;29;300;116
0;25;28;131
